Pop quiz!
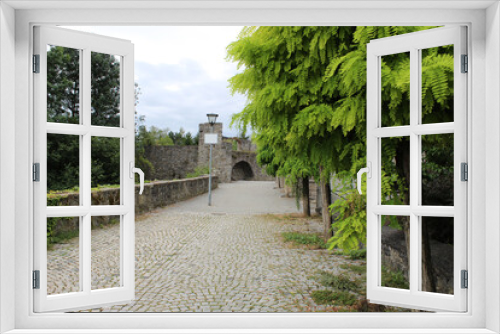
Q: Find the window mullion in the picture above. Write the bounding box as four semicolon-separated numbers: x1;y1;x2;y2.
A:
82;47;92;294
409;48;420;294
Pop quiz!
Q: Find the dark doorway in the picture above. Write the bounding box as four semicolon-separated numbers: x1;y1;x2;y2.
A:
231;161;254;181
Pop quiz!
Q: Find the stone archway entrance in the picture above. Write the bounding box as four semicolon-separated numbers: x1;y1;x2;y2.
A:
231;161;254;181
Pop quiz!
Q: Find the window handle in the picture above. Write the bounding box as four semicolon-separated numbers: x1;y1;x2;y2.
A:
357;162;371;195
130;162;145;195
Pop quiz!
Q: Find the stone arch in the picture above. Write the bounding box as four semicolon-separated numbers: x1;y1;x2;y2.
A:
231;160;254;181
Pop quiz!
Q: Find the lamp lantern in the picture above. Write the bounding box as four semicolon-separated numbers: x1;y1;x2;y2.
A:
207;113;218;126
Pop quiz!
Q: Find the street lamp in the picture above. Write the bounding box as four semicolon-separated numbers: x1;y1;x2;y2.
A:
207;113;218;126
207;113;218;206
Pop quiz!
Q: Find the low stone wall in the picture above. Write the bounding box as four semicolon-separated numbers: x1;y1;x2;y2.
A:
135;176;218;214
48;176;218;238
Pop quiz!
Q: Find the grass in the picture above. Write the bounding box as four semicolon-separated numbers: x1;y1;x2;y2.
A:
339;263;366;275
333;249;367;260
47;230;79;250
311;290;358;306
281;232;326;249
186;166;209;178
317;271;361;292
262;213;311;221
381;266;409;289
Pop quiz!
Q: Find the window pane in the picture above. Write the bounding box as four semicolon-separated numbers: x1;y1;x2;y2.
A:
381;136;410;205
47;45;80;124
381;216;410;290
91;137;121;205
421;45;454;124
91;52;121;127
421;217;454;294
47;134;80;206
47;217;80;295
421;133;454;206
91;215;121;290
381;52;410;127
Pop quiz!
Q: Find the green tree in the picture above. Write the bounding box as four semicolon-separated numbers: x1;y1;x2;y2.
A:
47;46;80;124
91;52;121;126
46;46;130;190
228;26;454;252
227;26;358;235
322;27;453;251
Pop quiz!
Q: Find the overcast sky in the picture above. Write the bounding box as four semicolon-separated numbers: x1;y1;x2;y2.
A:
67;26;246;137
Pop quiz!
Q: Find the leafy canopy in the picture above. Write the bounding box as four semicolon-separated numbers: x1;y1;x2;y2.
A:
228;26;455;250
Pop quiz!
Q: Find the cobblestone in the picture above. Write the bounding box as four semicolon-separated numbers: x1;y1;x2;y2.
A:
47;182;359;312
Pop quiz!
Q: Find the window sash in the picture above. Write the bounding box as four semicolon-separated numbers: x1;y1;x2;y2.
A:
33;26;136;312
366;26;467;312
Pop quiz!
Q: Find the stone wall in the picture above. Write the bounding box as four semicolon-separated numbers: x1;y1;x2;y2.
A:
231;151;274;182
198;122;273;183
140;122;273;183
198;123;233;183
135;176;218;214
144;145;198;180
48;176;218;237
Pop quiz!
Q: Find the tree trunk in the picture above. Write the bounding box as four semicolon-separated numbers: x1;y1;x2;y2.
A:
421;221;437;292
302;176;311;217
319;167;333;241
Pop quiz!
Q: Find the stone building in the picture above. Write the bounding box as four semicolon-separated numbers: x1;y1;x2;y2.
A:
144;122;273;183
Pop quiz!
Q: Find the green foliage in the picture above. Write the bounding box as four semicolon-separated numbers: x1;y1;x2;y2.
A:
281;232;326;249
381;266;409;290
186;166;210;178
228;26;359;184
333;249;367;260
137;125;174;146
339;263;366;275
47;133;79;191
90;52;121;126
47;46;127;190
311;290;358;306
47;46;80;123
91;137;120;187
46;216;78;249
318;271;360;292
346;249;367;260
327;174;367;251
228;26;454;251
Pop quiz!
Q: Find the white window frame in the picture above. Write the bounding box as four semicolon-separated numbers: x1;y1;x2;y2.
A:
33;26;136;312
0;1;498;333
366;26;468;312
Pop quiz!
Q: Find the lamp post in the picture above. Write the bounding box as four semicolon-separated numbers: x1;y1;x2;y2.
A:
207;113;218;206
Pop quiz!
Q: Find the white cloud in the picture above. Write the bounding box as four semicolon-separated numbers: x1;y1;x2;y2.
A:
63;26;247;137
66;26;243;80
163;84;181;92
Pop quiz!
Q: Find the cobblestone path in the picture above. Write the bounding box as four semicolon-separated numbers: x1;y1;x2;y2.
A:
48;182;362;312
